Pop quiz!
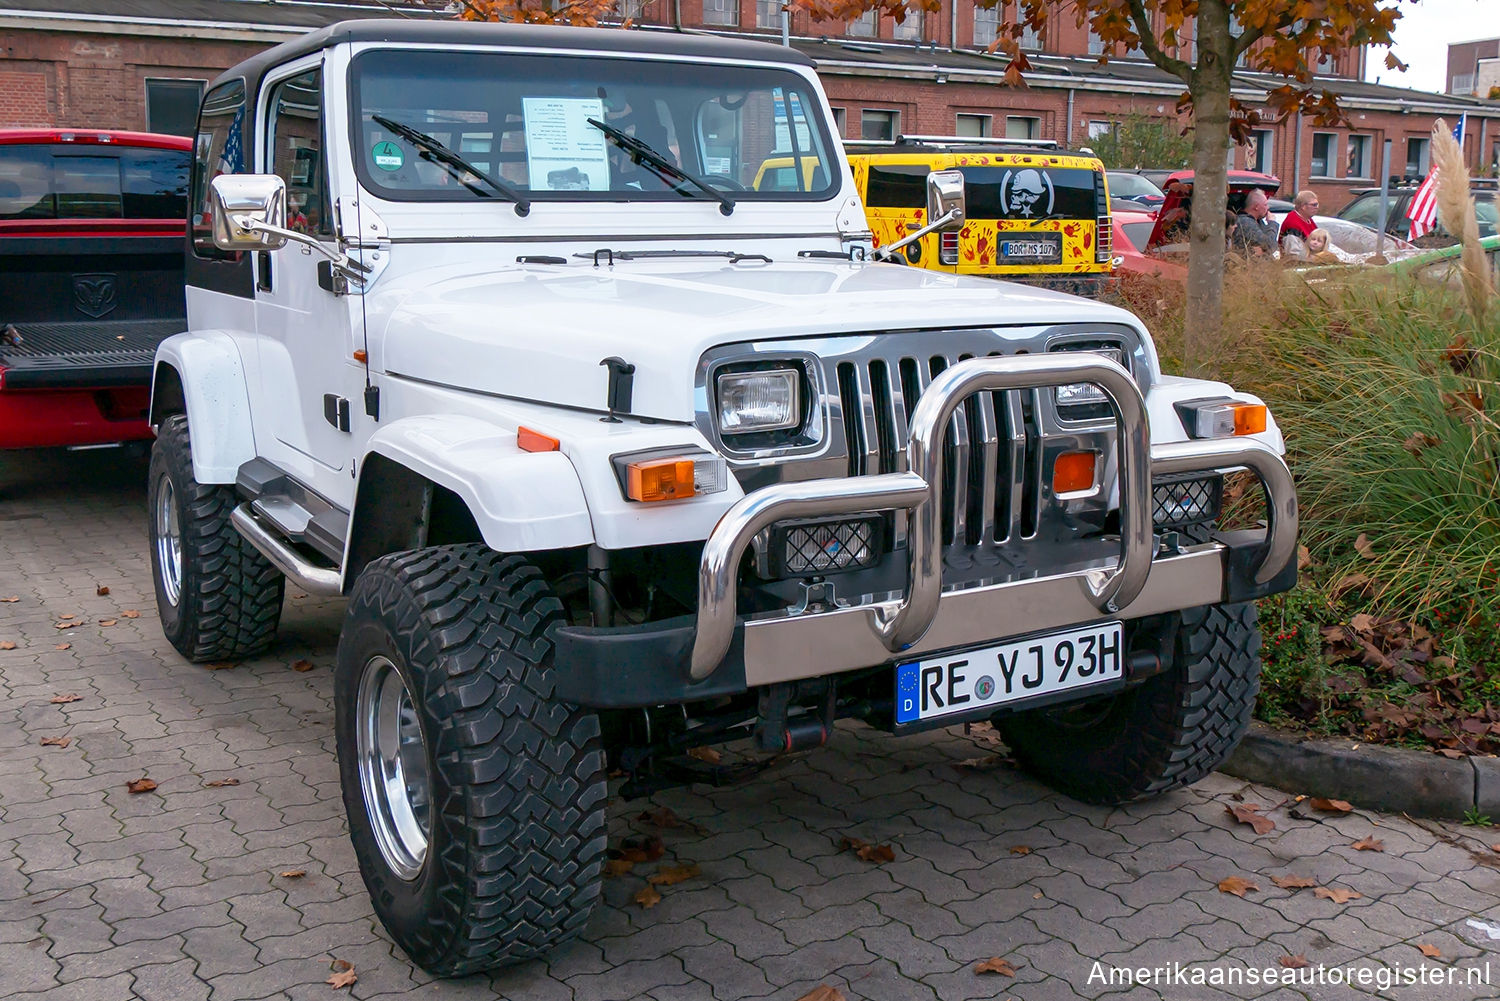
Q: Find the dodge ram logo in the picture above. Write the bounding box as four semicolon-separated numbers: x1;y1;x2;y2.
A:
72;274;118;319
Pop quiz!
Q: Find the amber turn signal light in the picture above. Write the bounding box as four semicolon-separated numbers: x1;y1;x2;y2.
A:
517;426;560;453
1232;403;1267;436
1052;450;1097;494
626;457;697;502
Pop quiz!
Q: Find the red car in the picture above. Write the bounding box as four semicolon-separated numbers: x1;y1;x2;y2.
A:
1111;208;1186;282
0;128;190;449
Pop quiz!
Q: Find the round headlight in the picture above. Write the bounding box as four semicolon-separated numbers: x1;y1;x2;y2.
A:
717;368;801;434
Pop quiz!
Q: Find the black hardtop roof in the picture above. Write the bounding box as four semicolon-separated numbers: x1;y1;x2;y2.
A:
211;18;816;93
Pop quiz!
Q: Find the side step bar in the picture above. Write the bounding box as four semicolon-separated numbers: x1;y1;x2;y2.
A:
230;504;342;596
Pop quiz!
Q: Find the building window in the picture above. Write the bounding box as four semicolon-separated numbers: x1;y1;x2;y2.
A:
702;0;738;26
1406;137;1430;176
893;8;923;40
1005;116;1039;141
1247;129;1274;174
1310;132;1337;178
830;107;846;138
956;113;991;138
1087;25;1106;56
1018;21;1040;50
861;109;899;141
755;0;780;27
847;9;877;36
1345;134;1372;179
973;4;999;47
617;0;644;19
145;79;205;137
1086;120;1111;139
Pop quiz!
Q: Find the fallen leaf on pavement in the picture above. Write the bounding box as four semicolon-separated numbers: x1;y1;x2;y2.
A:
1271;874;1317;889
794;986;847;1001
0;596;18;603
1278;954;1309;969
634;885;662;909
327;959;356;989
292;659;314;672
95;585;109;596
953;754;1008;771
204;778;239;788
647;863;702;886
54;643;69;651
203;662;235;671
1351;836;1384;852
1418;943;1442;958
1217;876;1259;897
974;957;1017;976
636;806;705;832
967;721;1004;748
839;837;895;863
279;870;306;879
604;859;635;877
0;641;15;650
50;693;82;704
1314;885;1363;904
120;610;140;618
59;614;73;620
1310;798;1353;813
617;834;665;863
40;736;71;748
1226;803;1276;835
1437;748;1466;759
126;777;157;794
99;619;116;627
687;746;721;765
54;621;81;631
1010;845;1032;856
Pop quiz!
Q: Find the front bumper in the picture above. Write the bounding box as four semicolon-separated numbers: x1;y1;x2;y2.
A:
553;355;1298;708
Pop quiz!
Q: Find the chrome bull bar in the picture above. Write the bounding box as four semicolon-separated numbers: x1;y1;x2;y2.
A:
689;355;1296;682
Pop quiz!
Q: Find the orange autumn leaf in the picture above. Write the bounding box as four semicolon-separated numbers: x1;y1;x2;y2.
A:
604;859;635;877
793;987;847;1001
50;693;82;704
1226;803;1276;835
1271;874;1317;889
126;777;157;794
1309;798;1353;813
634;884;662;909
40;736;71;748
1351;836;1385;852
1278;954;1310;969
974;957;1017;976
1314;885;1363;904
647;864;702;887
1217;876;1259;897
1418;943;1442;958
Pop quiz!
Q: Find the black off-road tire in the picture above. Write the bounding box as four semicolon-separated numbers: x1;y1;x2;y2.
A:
147;414;284;662
996;602;1261;805
334;545;606;977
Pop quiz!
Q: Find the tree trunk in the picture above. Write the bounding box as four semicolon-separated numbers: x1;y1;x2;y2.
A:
1182;0;1235;377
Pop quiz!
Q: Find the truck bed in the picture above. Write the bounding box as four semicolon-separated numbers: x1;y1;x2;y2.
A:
0;318;183;389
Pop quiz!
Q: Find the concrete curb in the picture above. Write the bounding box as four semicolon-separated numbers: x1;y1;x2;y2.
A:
1220;722;1500;821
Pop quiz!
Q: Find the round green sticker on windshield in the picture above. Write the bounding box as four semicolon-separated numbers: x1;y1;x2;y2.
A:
372;141;404;171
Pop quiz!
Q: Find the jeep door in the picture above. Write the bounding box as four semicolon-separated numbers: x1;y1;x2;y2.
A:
251;59;363;508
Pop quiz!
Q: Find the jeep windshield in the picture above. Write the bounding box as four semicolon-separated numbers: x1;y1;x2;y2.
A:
350;49;837;204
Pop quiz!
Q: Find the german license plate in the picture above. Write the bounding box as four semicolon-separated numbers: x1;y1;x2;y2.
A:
1000;236;1061;262
895;622;1123;724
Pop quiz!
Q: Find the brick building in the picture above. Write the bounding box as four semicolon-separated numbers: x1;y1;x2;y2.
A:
3;0;1499;212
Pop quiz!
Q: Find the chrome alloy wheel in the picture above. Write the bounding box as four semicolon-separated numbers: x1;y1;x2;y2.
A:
154;473;183;606
356;655;432;881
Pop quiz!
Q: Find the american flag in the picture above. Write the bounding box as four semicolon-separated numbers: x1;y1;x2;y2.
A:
1407;114;1466;239
217;105;245;176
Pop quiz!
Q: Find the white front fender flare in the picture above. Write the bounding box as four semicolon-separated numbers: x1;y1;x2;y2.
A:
151;331;256;484
360;415;595;553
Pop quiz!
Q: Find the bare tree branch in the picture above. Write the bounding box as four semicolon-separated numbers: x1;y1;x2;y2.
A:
1120;0;1192;83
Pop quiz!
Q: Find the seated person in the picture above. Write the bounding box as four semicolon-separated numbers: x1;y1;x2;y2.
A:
1305;227;1354;264
1230;189;1278;259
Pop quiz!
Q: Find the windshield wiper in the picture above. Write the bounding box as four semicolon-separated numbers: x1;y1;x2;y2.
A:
587;117;734;216
371;114;531;216
1023;212;1070;229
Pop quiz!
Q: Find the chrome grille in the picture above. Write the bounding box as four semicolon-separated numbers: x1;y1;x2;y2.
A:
834;352;1036;546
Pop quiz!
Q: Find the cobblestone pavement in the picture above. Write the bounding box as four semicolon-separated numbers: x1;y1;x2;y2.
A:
5;448;1500;1001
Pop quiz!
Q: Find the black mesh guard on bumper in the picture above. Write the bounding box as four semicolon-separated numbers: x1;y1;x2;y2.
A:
549;527;1298;710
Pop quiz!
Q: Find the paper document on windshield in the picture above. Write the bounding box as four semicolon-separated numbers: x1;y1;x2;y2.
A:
522;97;610;191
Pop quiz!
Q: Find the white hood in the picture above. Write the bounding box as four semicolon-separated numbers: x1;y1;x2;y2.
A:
374;259;1148;423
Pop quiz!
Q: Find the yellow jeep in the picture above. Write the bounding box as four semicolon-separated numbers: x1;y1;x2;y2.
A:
845;136;1115;294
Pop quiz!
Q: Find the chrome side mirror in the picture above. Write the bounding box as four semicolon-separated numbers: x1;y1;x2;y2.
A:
210;174;288;251
926;169;965;231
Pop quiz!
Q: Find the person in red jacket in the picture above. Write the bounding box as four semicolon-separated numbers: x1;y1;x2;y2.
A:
1278;190;1319;255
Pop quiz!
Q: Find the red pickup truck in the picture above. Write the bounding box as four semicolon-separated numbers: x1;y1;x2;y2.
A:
0;128;190;449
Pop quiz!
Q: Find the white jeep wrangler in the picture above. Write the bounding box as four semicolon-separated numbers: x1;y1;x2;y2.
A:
148;19;1297;976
